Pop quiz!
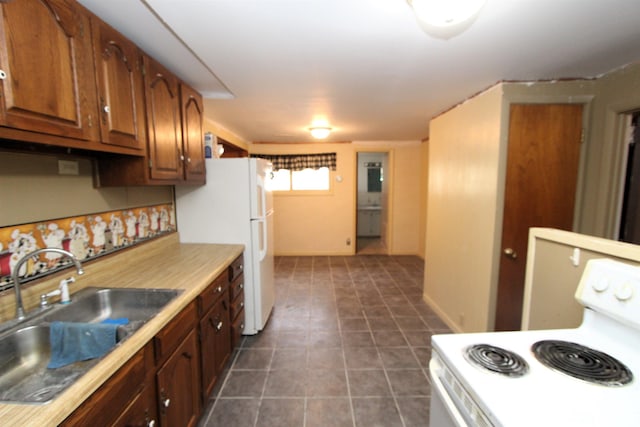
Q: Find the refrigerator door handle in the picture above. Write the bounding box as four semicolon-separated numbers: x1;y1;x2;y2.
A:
256;172;267;218
258;218;267;262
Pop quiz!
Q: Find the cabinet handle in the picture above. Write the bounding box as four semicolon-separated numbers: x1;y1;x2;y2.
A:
187;157;192;163
147;420;156;427
103;104;110;113
239;264;243;271
216;286;222;293
179;154;185;161
503;248;518;259
240;301;244;309
239;283;244;290
0;70;6;79
216;321;223;331
163;398;171;408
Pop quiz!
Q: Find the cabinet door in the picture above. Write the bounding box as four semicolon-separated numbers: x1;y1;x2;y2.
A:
91;18;145;150
199;293;231;399
143;55;183;181
157;329;201;427
0;0;97;140
112;383;158;427
180;83;205;183
61;344;150;426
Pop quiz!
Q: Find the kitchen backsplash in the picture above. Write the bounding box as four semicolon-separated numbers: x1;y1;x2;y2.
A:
0;203;176;291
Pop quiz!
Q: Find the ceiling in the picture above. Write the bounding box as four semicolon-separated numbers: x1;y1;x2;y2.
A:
77;0;640;143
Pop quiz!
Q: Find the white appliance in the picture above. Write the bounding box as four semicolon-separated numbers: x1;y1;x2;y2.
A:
175;158;275;335
429;258;640;427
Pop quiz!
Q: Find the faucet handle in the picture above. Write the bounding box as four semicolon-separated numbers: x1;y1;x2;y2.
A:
40;289;62;308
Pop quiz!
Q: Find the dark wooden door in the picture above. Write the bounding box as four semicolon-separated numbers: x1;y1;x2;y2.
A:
157;330;201;427
0;0;97;140
143;55;183;181
91;18;146;150
199;292;231;400
180;83;206;183
494;104;583;331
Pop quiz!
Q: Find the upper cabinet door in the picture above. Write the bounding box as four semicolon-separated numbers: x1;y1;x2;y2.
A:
0;0;97;140
91;18;145;150
180;83;205;183
143;55;183;181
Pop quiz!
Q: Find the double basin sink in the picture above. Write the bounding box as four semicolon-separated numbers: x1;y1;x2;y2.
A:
0;287;181;404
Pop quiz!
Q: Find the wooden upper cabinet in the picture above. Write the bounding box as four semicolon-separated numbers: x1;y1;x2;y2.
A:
143;55;183;181
0;0;98;141
91;17;146;151
181;83;206;184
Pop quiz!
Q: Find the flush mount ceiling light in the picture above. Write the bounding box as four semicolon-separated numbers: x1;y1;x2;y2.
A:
309;126;332;139
407;0;486;39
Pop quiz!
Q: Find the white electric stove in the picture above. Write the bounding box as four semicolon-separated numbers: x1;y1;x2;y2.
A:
429;258;640;427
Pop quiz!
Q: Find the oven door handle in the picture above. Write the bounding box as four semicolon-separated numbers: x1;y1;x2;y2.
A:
430;358;471;427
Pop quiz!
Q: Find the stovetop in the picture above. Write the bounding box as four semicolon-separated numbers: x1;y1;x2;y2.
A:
431;258;640;426
431;318;640;426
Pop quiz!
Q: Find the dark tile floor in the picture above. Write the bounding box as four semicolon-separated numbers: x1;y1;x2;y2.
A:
199;255;451;427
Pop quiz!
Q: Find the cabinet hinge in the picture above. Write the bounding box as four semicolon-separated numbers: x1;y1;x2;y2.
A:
148;159;153;168
580;129;586;144
87;114;93;128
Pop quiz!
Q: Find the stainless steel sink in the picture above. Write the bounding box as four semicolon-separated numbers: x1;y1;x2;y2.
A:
0;287;181;404
43;287;180;324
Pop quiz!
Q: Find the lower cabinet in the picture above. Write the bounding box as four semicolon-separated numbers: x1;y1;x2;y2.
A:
200;292;231;399
156;329;201;427
112;383;158;427
61;343;155;427
62;255;245;426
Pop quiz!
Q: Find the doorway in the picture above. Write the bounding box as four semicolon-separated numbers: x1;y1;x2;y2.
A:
494;104;584;331
356;152;389;254
618;111;640;244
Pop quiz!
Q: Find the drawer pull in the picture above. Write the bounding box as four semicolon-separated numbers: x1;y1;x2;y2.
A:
148;420;156;427
239;283;244;290
216;286;222;293
216;321;224;331
163;398;171;408
240;302;244;308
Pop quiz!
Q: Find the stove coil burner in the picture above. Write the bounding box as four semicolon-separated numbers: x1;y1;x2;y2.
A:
532;340;633;386
465;344;529;377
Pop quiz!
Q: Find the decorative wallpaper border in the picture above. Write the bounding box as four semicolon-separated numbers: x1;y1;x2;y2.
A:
0;204;176;291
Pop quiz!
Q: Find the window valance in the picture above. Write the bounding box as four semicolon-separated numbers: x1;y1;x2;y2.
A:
251;152;337;171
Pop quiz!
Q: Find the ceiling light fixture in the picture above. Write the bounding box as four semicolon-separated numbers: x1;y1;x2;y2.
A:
407;0;486;39
309;126;332;139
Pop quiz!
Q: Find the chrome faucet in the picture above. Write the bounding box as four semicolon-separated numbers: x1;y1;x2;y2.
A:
11;248;84;320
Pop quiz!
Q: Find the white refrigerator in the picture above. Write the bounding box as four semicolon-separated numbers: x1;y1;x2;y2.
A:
175;158;275;335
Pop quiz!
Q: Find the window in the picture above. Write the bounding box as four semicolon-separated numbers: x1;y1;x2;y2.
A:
254;153;336;192
269;167;330;191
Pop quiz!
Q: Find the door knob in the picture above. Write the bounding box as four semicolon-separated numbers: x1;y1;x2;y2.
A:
503;248;517;259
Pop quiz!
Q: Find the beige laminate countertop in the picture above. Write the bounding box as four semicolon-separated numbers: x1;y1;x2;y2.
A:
0;233;244;426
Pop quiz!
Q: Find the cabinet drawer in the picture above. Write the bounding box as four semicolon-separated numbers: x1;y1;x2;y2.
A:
62;343;152;426
230;290;244;321
230;274;245;303
229;255;244;282
154;301;197;363
231;312;245;349
199;273;228;315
